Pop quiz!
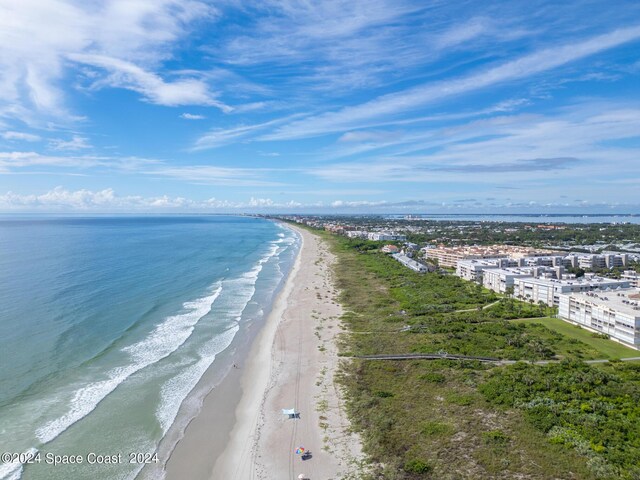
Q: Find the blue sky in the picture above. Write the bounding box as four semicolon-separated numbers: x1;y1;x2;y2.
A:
1;0;639;213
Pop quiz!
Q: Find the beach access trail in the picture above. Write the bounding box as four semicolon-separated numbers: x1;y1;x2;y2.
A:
167;225;362;480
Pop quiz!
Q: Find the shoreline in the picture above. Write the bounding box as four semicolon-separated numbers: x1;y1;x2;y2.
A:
157;223;300;480
164;224;363;479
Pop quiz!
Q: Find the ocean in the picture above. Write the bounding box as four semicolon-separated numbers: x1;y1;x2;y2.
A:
0;215;299;480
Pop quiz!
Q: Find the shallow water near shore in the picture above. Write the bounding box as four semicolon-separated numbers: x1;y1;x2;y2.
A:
0;215;298;480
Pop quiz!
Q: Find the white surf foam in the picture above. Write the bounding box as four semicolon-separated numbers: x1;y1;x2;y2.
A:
0;448;37;480
156;324;239;433
154;236;288;433
35;284;223;444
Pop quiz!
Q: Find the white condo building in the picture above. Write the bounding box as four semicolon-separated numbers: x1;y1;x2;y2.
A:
367;232;408;241
622;270;640;288
456;259;501;282
482;267;537;294
578;253;629;270
558;288;640;349
393;253;431;273
456;258;520;282
514;275;631;306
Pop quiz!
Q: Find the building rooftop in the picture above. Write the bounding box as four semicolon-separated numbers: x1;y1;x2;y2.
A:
457;258;502;266
563;288;640;316
486;267;535;277
521;275;630;287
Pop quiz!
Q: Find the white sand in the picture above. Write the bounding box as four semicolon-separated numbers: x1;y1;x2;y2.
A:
207;225;363;480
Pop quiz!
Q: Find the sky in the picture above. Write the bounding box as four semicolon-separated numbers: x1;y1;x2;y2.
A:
0;0;639;213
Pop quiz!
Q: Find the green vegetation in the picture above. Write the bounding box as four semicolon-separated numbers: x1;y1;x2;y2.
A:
313;231;640;479
481;361;640;479
285;214;640;249
403;222;640;248
513;317;639;359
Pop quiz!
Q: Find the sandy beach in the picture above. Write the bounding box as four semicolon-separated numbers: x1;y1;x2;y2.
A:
165;224;362;480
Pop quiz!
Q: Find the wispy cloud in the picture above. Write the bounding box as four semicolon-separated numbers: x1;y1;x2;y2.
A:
180;113;206;120
0;151;157;173
0;149;283;187
338;130;403;143
70;54;230;110
419;157;581;173
192;115;301;150
49;135;91;151
1;131;42;142
307;102;640;184
207;1;532;98
0;0;219;122
148;165;286;187
264;25;640;140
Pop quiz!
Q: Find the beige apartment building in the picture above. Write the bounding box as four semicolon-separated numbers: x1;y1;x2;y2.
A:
427;245;558;268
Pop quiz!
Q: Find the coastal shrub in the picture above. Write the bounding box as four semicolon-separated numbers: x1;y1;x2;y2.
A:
421;421;452;436
403;459;432;474
446;393;475;406
375;390;394;398
480;361;640;478
482;429;509;444
420;372;445;383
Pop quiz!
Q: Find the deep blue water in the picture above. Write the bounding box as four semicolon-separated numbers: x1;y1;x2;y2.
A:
0;216;298;480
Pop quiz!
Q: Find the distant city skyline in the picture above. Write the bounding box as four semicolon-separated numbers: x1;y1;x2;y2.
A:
1;1;640;213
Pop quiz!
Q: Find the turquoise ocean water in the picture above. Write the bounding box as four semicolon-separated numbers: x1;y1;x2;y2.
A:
0;216;298;480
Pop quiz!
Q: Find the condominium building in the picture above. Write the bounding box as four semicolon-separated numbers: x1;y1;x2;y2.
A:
514;275;632;306
367;232;407;241
393;253;431;273
456;259;502;282
558;288;640;349
622;270;640;288
578;253;629;270
522;255;579;268
482;267;536;294
426;245;558;268
456;258;554;283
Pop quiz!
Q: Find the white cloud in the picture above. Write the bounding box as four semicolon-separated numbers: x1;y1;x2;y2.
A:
307;102;640;186
264;25;640;140
0;149;280;186
1;131;41;142
0;187;299;211
248;197;274;207
149;165;286;187
50;135;91;151
193;115;301;150
432;17;493;50
180;113;206;120
1;186;637;212
0;0;220;122
70;54;229;110
338;130;402;143
0;151;156;173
